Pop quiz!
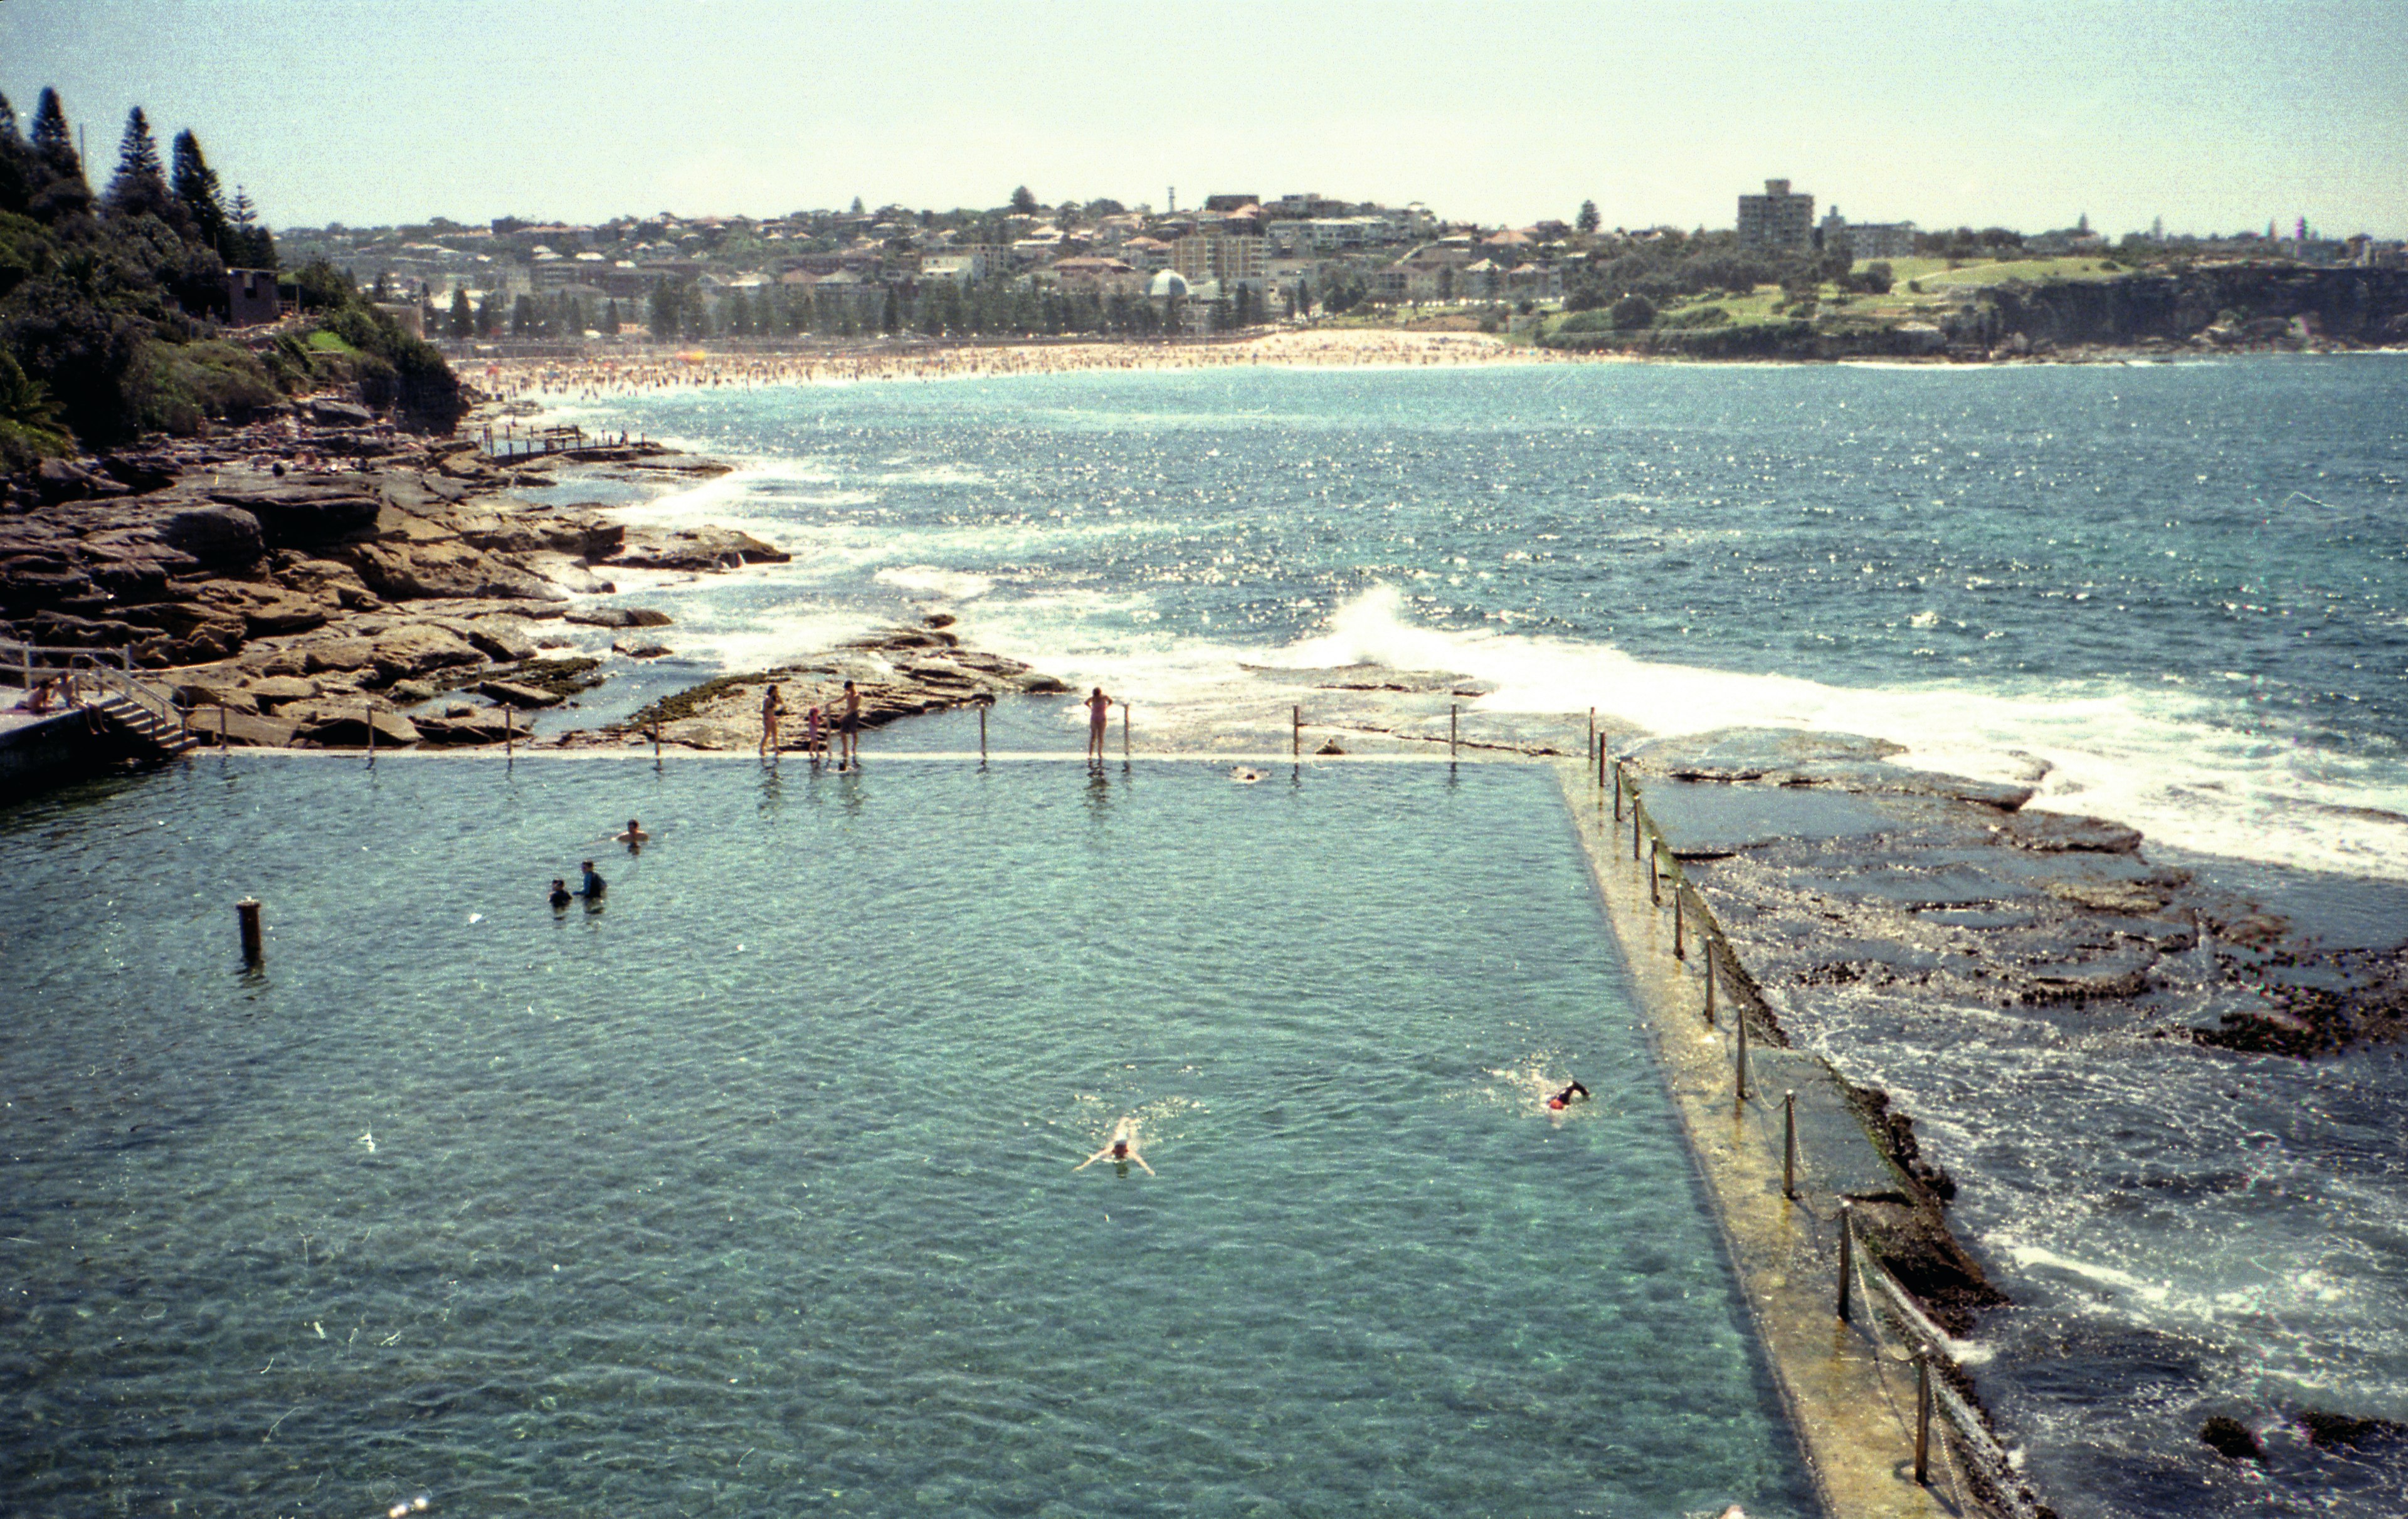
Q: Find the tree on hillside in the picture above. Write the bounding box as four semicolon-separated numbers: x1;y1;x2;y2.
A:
1577;199;1600;234
448;287;473;337
476;290;500;336
849;195;865;216
510;294;534;337
106;107;177;221
29;88;78;176
171;130;232;258
226;187;275;267
602;298;621;335
0;92;18;144
1009;185;1038;215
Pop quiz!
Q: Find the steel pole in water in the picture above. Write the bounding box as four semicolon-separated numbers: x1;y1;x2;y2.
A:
1674;888;1685;959
1704;952;1717;1026
1122;702;1130;759
1612;762;1622;821
1783;1090;1798;1199
1293;704;1301;759
1736;1009;1751;1100
365;707;374;765
504;707;513;757
236;898;263;965
1450;703;1458;757
979;702;987;760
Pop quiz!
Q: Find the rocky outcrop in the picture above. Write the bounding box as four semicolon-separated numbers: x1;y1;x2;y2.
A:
1627;728;2408;1054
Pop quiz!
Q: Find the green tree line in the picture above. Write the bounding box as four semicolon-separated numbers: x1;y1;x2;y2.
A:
0;87;460;465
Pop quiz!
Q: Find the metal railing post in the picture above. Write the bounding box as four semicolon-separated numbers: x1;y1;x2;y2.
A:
1837;1201;1855;1322
1673;886;1685;958
1449;703;1458;757
979;701;988;761
1914;1355;1933;1485
1736;1007;1750;1100
1783;1090;1798;1199
1293;703;1301;759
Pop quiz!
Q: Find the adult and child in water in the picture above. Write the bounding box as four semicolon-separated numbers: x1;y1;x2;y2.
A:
758;680;862;768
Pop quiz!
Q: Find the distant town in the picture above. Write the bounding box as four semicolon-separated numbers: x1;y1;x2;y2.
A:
267;181;2408;350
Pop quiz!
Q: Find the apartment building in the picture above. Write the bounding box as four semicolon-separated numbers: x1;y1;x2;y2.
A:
1737;178;1815;251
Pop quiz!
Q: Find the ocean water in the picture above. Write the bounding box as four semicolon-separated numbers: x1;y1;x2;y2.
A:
0;757;1812;1519
514;355;2408;1519
542;355;2408;881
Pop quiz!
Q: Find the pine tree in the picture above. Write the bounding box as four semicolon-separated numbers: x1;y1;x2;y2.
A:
1009;185;1038;216
171;130;231;255
0;92;18;145
477;290;501;336
29;88;78;177
1577;200;1600;235
603;298;621;335
107;107;175;219
227;186;275;268
448;288;474;337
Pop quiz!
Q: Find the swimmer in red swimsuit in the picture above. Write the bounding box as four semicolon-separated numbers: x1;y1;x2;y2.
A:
1546;1080;1591;1112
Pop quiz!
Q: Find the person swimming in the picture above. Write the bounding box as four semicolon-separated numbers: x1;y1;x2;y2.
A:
1546;1080;1591;1112
615;817;649;846
1230;765;1264;784
1074;1117;1154;1175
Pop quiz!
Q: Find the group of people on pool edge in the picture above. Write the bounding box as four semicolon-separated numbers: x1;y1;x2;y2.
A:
758;680;863;767
1075;1081;1590;1177
547;819;650;908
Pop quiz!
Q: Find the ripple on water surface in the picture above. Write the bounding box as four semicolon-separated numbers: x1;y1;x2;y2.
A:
0;757;1812;1518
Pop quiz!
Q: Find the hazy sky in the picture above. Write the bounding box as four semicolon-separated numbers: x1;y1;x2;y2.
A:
8;0;2405;237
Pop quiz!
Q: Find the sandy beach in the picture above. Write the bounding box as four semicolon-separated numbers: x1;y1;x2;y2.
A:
463;327;1598;406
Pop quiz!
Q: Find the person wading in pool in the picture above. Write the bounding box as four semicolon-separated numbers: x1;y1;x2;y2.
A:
1074;1116;1154;1175
1085;685;1112;765
615;817;649;849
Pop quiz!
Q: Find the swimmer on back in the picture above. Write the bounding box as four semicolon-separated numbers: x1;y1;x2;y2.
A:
1546;1080;1591;1112
1074;1117;1154;1176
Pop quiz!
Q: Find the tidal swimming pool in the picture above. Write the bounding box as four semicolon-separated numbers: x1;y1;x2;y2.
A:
0;756;1814;1518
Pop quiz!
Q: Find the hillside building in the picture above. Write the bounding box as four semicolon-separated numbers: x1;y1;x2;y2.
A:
1737;179;1815;252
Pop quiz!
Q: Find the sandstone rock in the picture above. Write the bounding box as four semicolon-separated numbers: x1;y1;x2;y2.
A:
172;681;257;714
275;556;383;611
300;636;375;673
342;539;566;602
414;711;514;745
158;505;267;567
613;641;672;658
243;675;320;708
564;606;673;628
1020;673;1072;695
367;624;483;684
388;678;438;704
457;616;539;661
478;678;562;708
308;397;376;427
292;705;420;748
606;527;790;571
184;707;300;748
514;551;616;595
209;483;383;547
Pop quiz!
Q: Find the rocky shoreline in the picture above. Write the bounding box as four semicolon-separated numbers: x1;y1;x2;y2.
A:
0;399;1068;752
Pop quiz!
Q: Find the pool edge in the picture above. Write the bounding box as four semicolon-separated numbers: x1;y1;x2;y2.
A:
1551;761;1955;1519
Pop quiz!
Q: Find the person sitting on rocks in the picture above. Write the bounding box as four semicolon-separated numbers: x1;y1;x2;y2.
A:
549;878;574;910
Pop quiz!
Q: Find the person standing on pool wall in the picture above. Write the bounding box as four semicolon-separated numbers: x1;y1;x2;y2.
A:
759;683;786;755
1085;685;1112;765
838;680;862;769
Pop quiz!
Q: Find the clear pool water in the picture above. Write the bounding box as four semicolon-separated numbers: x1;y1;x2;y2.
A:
0;755;1812;1518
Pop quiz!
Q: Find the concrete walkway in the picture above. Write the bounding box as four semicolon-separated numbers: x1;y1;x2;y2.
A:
1556;762;1975;1519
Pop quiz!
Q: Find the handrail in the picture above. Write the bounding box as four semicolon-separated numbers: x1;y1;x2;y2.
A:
1599;744;2042;1519
5;638;184;738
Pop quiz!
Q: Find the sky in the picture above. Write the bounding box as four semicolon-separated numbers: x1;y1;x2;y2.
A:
7;0;2405;238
